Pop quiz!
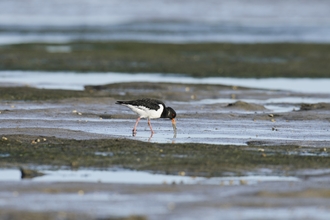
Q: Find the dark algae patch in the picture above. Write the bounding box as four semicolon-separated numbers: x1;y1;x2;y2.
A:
1;135;329;177
0;87;89;101
0;211;146;220
1;42;330;78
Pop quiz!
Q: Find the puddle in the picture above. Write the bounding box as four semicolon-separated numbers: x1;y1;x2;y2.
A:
0;169;299;185
190;96;330;113
194;97;330;105
246;148;330;158
2;71;330;94
287;151;329;157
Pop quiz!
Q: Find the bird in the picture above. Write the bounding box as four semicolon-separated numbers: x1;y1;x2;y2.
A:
116;98;177;136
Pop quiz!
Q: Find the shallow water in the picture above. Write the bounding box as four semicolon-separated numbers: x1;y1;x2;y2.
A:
1;71;330;219
1;103;329;147
0;169;299;185
2;70;330;94
0;169;329;220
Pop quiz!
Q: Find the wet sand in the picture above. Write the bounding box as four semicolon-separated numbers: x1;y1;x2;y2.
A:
1;81;330;219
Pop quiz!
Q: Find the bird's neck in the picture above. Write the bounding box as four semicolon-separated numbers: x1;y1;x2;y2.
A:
160;106;168;118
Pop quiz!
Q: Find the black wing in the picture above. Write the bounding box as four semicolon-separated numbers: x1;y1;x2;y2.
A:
116;98;165;111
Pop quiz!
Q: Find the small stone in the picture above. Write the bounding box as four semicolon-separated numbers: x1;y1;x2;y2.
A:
72;110;78;113
271;119;276;122
179;171;186;176
240;180;248;185
20;167;44;179
78;190;84;195
268;114;274;117
77;112;82;115
2;137;8;141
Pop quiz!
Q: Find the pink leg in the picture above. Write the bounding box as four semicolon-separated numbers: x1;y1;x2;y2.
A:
148;118;155;134
132;117;141;136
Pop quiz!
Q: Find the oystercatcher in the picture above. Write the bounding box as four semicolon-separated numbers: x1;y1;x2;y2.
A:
116;98;177;136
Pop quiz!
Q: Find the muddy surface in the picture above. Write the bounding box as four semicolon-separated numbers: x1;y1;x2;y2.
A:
1;81;330;219
1;134;330;176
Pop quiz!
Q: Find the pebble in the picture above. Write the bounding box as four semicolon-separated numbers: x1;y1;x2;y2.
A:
240;179;248;185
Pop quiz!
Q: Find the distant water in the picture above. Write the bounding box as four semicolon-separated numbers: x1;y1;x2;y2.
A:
0;0;330;44
1;71;330;94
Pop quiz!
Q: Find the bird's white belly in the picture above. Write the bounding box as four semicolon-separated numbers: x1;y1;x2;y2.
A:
127;104;163;119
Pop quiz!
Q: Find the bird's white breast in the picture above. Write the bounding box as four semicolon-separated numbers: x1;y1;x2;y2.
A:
127;104;163;119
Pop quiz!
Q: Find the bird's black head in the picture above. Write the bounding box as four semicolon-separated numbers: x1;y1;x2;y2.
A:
165;107;176;119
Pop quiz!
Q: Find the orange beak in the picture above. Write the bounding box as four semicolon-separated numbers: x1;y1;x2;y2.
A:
171;118;177;132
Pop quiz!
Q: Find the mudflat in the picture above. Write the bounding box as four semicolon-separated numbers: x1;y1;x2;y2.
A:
1;80;330;219
1;42;330;219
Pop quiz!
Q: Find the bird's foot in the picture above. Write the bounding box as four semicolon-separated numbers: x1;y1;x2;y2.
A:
132;129;137;137
148;133;153;142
